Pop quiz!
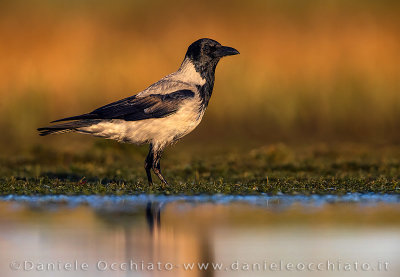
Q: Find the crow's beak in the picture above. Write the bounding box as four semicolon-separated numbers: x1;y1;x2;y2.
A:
214;46;240;58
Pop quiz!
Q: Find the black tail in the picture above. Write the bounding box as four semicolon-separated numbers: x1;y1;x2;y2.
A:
37;120;96;136
50;113;98;123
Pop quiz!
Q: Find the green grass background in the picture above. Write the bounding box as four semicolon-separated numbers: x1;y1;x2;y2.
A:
1;142;399;195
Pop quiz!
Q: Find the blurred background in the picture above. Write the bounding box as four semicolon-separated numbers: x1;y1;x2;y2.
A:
0;0;399;154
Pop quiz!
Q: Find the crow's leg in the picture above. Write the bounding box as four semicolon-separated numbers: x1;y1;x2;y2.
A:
151;147;169;187
145;144;154;186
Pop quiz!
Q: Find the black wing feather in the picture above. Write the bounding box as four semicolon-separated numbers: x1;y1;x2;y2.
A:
51;89;195;123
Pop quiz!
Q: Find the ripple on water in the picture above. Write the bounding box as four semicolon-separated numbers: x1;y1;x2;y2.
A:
1;193;400;213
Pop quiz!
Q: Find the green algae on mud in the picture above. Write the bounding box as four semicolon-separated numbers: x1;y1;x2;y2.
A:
1;143;400;195
1;175;398;196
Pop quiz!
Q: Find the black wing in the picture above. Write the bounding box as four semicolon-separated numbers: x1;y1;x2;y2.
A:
51;89;195;122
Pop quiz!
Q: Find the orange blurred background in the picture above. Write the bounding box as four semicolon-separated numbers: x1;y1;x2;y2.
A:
0;0;399;152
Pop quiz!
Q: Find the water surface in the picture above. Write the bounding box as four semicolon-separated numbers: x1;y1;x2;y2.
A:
1;194;400;277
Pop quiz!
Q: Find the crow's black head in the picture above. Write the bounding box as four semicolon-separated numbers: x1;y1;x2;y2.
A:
183;38;239;107
185;38;239;66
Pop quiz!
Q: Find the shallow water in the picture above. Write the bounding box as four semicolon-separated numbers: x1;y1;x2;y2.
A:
1;193;400;277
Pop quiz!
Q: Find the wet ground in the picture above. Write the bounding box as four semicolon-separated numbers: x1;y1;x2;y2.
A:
1;193;400;277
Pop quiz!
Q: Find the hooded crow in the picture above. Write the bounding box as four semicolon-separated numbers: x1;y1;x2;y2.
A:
38;38;239;186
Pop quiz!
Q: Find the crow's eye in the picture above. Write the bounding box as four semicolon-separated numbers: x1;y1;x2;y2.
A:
203;45;211;54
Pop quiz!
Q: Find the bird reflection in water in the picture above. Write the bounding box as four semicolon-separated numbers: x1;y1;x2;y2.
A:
97;200;215;277
146;201;163;235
